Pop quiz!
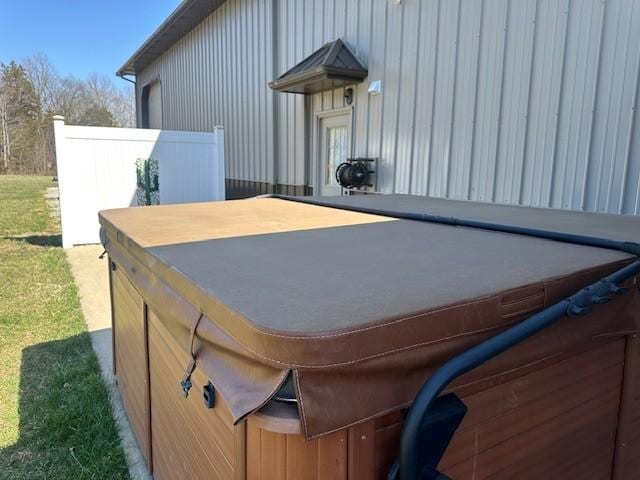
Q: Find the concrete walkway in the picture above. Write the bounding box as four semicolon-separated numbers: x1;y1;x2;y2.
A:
66;246;151;480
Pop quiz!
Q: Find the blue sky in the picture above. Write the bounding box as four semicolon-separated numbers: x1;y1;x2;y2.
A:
0;1;182;79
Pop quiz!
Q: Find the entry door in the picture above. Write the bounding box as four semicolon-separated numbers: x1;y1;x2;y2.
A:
148;82;162;129
318;113;351;196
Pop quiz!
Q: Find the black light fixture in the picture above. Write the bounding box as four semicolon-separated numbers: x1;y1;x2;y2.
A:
344;87;354;105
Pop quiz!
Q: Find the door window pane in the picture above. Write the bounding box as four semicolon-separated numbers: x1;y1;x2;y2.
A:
326;126;348;186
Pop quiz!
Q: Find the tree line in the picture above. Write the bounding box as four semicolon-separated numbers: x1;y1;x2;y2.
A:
0;54;135;174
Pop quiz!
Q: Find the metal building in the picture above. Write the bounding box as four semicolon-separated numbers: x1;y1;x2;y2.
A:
118;0;640;213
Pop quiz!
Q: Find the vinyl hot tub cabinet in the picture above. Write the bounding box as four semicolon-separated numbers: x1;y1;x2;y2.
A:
99;195;640;480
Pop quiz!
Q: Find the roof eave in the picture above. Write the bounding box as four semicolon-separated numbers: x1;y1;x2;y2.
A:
116;0;225;77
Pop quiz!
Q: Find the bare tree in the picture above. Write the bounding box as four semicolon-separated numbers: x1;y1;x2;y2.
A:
82;73;135;127
0;89;10;170
22;53;58;113
1;54;136;174
110;84;136;127
51;77;85;122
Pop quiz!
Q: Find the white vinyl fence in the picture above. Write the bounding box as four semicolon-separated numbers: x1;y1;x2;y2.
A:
53;116;225;248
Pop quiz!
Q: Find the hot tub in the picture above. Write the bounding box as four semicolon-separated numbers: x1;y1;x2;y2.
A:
99;195;640;479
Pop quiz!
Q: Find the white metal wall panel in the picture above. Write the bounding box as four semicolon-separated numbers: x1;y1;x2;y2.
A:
295;0;640;213
53;118;224;248
138;0;640;214
137;0;274;186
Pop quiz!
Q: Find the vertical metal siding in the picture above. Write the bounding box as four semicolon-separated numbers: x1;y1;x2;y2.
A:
302;0;640;214
138;0;640;213
137;0;275;186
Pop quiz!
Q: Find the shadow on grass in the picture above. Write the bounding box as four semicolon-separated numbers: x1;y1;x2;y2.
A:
3;234;63;247
0;333;129;480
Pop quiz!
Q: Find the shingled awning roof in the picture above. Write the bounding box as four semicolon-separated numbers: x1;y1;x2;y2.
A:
269;39;368;94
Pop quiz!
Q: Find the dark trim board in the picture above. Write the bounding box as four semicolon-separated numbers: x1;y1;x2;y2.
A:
225;179;312;199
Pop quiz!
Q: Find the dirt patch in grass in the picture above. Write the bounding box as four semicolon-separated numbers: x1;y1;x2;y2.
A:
0;175;128;479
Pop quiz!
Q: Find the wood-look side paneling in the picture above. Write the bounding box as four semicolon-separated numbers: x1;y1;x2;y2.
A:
246;417;348;480
147;308;238;480
111;266;151;465
370;339;625;480
232;338;631;479
613;335;640;479
347;421;376;480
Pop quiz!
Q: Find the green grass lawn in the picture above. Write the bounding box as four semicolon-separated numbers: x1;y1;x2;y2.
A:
0;175;129;479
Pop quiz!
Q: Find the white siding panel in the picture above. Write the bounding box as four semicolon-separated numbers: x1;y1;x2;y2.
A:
448;0;483;200
393;0;421;194
137;0;640;213
379;0;403;193
493;0;537;205
411;0;440;196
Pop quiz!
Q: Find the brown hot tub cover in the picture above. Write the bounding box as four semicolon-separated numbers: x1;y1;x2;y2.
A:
99;195;640;439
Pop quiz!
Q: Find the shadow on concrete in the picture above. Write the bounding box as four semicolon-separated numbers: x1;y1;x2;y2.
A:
0;333;129;479
3;234;63;247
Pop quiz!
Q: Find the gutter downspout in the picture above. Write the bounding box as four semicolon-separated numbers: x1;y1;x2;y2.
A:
116;73;138;127
117;73;136;85
270;0;280;195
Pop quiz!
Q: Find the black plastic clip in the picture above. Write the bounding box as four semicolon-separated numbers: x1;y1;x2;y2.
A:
179;314;204;398
180;359;196;398
567;303;591;316
590;294;610;305
180;378;193;397
203;382;216;409
608;282;628;296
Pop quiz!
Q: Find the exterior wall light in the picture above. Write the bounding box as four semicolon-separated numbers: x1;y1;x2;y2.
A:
344;87;354;105
368;80;382;95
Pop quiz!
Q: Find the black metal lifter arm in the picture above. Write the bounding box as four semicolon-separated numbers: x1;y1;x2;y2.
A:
391;258;640;479
274;195;640;480
274;195;640;256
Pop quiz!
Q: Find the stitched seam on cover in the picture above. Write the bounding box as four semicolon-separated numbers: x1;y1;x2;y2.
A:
213;318;524;369
110;244;564;367
108;235;633;366
301;351;567;440
171;258;632;340
114;227;630;341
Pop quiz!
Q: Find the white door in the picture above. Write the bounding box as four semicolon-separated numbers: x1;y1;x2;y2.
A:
318;113;351;196
148;82;162;129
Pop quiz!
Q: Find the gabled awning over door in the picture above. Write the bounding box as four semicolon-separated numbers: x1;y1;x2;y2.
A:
269;39;368;94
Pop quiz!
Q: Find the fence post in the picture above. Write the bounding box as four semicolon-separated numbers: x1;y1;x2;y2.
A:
52;115;73;248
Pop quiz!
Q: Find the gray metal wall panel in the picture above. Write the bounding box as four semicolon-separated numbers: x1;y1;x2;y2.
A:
136;0;275;185
137;0;640;213
298;0;640;214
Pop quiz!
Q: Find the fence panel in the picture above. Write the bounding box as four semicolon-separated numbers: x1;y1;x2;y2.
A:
53;116;225;248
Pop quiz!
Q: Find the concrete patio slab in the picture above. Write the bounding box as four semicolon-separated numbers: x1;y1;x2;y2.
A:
66;245;151;480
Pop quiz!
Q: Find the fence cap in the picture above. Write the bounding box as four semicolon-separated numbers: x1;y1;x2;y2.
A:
52;115;65;122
